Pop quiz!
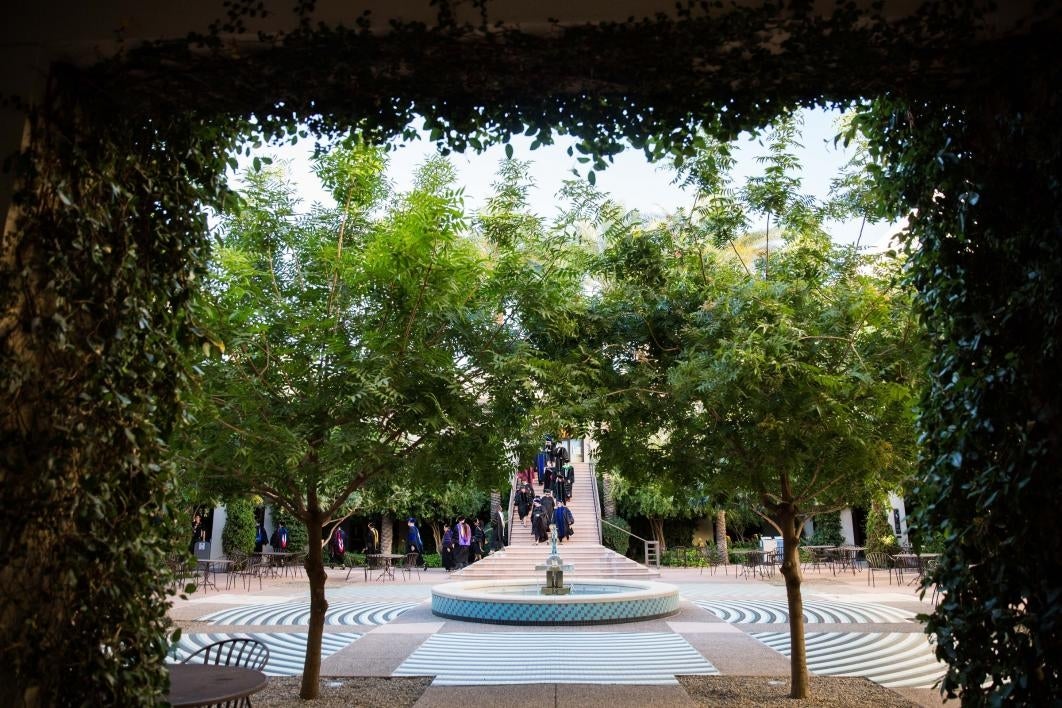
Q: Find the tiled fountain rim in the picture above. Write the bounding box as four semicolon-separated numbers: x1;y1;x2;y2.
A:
433;578;678;604
431;578;681;624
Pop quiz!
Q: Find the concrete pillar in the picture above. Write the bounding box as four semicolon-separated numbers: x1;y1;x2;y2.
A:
839;508;856;546
210;506;228;560
887;492;909;545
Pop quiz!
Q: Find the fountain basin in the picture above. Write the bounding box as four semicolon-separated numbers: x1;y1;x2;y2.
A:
431;578;680;625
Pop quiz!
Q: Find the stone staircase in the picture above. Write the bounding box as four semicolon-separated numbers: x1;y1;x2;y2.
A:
453;461;659;579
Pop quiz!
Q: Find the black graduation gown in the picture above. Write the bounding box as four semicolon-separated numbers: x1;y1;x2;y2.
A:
491;511;506;549
530;506;546;542
517;489;532;519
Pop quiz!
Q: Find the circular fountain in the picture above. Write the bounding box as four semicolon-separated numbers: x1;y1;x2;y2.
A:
431;526;680;625
432;577;680;625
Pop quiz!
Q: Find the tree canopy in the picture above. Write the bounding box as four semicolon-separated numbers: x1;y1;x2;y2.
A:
173;144;585;697
580;122;927;697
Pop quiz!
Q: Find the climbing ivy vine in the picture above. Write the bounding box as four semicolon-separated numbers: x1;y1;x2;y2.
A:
852;90;1062;704
1;0;1059;704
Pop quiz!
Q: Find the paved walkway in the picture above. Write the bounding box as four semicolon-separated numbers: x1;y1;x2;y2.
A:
168;565;946;706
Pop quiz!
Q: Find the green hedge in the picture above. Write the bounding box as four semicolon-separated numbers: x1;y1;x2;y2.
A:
221;499;256;556
661;546;702;567
602;517;631;557
808;513;844;547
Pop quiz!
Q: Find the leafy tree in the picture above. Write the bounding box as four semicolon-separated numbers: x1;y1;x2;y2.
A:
174;144;560;698
220;498;256;556
612;473;710;552
583;123;926;698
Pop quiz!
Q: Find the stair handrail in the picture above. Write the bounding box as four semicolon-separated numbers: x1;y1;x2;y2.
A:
506;468;519;534
600;517;661;569
587;460;603;544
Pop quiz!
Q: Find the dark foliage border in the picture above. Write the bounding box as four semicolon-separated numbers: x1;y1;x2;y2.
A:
1;1;1059;703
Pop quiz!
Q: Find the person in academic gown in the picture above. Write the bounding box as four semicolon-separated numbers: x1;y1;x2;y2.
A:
516;483;533;526
530;499;547;543
562;463;575;502
540;490;555;521
552;468;566;500
491;508;507;551
554;502;574;542
471;518;485;562
441;523;455;571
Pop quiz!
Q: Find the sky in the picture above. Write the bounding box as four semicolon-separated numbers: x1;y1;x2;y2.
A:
234;106;900;250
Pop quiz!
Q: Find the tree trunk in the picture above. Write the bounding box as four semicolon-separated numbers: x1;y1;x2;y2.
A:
603;474;616;519
300;515;329;700
777;507;810;699
429;520;442;553
715;510;728;564
380;512;393;554
649;517;666;552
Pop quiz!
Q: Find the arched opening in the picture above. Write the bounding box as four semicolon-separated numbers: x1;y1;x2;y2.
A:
1;2;1059;704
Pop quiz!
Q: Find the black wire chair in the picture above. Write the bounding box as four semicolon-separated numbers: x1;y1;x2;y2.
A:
181;638;270;707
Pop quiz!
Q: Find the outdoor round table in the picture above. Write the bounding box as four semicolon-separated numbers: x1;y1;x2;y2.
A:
195;558;235;592
166;664;268;707
366;553;405;581
256;550;297;577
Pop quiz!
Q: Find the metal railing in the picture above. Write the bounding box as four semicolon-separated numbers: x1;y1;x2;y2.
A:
506;471;518;531
587;461;602;544
600;517;660;569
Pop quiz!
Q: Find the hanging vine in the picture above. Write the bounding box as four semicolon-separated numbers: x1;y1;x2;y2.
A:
1;0;1059;704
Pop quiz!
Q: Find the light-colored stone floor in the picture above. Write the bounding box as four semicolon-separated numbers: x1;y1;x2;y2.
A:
168;565;947;706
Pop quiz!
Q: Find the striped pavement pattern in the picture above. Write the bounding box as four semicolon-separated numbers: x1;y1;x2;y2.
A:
694;600;915;624
171;632;361;676
750;631;946;688
676;585;788;602
198;600;418;626
325;584;433;602
392;632;719;686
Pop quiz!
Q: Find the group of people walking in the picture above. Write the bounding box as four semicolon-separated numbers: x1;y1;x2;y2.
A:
322;439;578;572
440;507;507;571
515;439;576;545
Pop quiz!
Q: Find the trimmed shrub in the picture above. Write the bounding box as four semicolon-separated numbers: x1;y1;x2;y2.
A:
808;513;844;546
221;498;256;556
865;502;900;555
603;516;631;557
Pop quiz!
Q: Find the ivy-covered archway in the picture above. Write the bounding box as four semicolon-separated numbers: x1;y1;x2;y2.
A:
1;2;1059;704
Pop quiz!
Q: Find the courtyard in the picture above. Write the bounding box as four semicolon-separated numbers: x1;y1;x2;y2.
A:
168;563;945;706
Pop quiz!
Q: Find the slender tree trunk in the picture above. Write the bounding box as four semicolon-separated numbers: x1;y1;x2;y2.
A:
715;510;728;564
429;520;442;553
777;506;810;699
603;474;616;519
650;517;666;552
300;514;329;700
380;512;393;554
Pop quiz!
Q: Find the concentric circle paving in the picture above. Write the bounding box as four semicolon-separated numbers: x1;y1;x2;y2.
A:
198;600;418;626
750;631;945;688
694;600;915;624
171;632;361;676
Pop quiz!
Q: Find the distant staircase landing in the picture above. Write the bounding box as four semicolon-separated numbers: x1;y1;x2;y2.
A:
453;461;659;579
